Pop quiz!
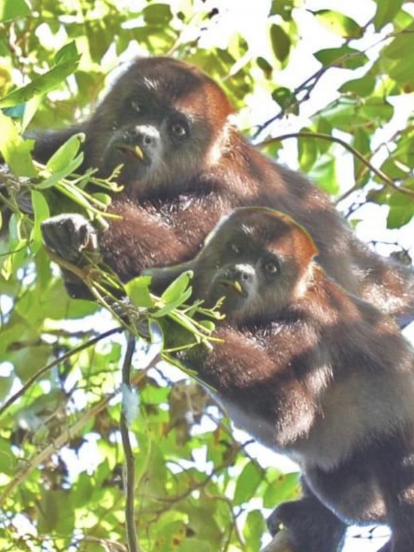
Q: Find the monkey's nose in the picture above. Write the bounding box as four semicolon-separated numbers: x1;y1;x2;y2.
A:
226;264;255;283
126;125;160;147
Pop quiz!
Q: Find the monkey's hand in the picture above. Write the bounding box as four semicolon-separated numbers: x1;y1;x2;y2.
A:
41;214;102;301
41;214;99;266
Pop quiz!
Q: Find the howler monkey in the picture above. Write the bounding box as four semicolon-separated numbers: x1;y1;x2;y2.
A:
148;207;414;552
35;57;414;327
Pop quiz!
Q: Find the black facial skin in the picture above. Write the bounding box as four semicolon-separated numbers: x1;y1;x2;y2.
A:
95;96;200;192
200;236;282;320
188;209;317;325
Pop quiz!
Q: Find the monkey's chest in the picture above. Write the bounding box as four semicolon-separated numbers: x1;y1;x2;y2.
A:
214;394;283;451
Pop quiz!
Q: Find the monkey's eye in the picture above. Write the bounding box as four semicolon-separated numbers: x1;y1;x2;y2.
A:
170;121;188;138
131;100;144;113
263;260;279;275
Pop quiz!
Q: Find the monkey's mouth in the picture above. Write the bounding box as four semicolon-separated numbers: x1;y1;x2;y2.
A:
115;144;149;164
217;279;247;297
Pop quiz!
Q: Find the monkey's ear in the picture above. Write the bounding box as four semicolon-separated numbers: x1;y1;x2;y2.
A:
294;223;319;262
304;230;318;258
270;210;319;262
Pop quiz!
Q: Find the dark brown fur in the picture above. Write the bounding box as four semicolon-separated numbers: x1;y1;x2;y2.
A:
170;207;414;552
33;57;414;326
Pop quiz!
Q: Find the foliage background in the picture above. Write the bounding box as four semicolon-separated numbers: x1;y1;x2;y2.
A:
0;0;414;550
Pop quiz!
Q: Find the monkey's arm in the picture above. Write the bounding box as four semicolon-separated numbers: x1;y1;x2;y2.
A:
40;203;199;299
98;196;227;283
30;127;84;164
143;263;194;295
180;324;322;440
181;326;276;391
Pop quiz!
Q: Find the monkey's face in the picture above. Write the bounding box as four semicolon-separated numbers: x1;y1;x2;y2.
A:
193;208;318;324
85;57;234;194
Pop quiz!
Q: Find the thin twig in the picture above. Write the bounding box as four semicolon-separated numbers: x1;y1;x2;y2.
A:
252;65;329;139
0;327;122;418
260;131;414;199
120;334;139;552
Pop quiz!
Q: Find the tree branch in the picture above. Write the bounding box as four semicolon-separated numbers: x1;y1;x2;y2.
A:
120;334;139;552
260;132;414;199
0;326;122;419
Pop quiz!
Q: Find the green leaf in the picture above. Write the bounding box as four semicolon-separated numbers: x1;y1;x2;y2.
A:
339;75;376;97
72;473;93;508
0;0;30;23
315;118;333;154
271;87;298;114
234;461;262;505
153;286;193;318
309;154;338;195
37;155;84;189
92;192;112;206
11;343;53;382
143;3;173;25
45;132;85;173
270;24;291;63
21;94;42;131
359;97;393;125
177;539;212;552
0;438;14;475
0;42;80;108
314;46;368;70
256;56;273;76
2;213;27;279
373;0;403;31
161;271;193;305
383;24;414;60
378;158;408;182
126;275;154;308
30;190;50;253
298;130;317;172
382;26;414;86
243;510;266;550
38;490;74;534
263;472;300;507
0;375;13;403
270;0;294;21
0;111;36;177
392;136;414;169
54;41;79;65
353;128;370;185
320;98;359;130
387;194;414;229
313;10;363;39
197;320;215;333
